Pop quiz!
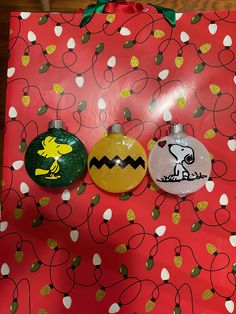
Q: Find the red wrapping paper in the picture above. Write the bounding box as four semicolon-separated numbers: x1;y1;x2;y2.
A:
1;6;236;314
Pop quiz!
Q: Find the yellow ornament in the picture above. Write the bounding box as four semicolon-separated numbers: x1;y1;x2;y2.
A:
88;124;147;193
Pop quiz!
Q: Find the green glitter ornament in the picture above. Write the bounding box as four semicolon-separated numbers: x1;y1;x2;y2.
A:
25;120;87;188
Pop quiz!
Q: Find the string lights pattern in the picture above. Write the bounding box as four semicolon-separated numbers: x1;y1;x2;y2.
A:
1;7;236;314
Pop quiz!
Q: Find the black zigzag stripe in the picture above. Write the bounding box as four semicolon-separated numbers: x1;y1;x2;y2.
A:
89;155;145;169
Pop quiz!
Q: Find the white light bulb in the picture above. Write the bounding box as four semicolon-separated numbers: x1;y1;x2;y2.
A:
180;31;190;43
28;31;36;43
176;13;183;21
75;75;84;88
158;69;169;80
205;179;214;192
62;189;71;202
1;263;10;276
163;110;172;122
161;268;170;281
119;27;131;36
20;182;29;194
8;106;17;119
0;221;8;232
20;12;31;19
97;98;106;110
229;234;236;247
154;225;166;237
219;193;228;206
7;67;15;78
208;22;217;35
12;160;24;170
54;24;63;37
107;56;116;68
70;229;79;242
93;253;102;266
109;303;121;314
67;37;75;50
227;138;236;151
63;295;72;309
223;35;232;47
103;208;112;221
233;75;236;85
225;299;234;313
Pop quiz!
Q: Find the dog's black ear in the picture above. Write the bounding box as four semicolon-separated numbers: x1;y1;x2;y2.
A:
184;153;195;164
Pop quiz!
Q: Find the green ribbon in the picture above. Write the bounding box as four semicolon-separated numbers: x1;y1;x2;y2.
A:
79;0;176;28
148;3;176;27
80;0;108;28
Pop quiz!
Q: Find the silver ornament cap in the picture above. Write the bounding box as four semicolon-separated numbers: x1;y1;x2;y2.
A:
48;119;65;129
108;123;124;134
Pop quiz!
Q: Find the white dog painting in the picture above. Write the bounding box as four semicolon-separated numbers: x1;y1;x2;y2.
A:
157;143;207;182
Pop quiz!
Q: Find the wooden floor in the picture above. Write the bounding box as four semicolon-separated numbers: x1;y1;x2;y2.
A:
1;0;236;177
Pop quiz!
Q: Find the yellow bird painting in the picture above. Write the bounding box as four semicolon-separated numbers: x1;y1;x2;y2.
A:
35;136;73;179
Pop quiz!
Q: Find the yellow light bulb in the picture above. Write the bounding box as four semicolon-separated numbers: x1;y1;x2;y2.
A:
96;288;106;301
45;44;56;54
176;97;186;109
21;54;30;66
148;182;159;191
173;255;183;268
204;128;217;139
130;56;139;68
210;84;221;95
40;284;53;295
87;124;147;193
53;83;64;95
119;89;131;98
115;244;128;253
172;211;181;224
38;197;50;207
147;139;157;151
15;250;24;263
22;94;30;106
14;207;23;220
127;209;136;222
199;43;211;53
145;299;156;312
175;56;184;68
202;288;214;300
153;29;165;38
106;14;115;23
47;238;58;250
196;201;208;211
206;243;217;254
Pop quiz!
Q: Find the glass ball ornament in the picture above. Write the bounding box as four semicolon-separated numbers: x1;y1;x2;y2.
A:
148;124;212;197
25;120;87;188
88;124;147;193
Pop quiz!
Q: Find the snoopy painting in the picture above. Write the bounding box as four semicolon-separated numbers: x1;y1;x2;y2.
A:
157;143;207;182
